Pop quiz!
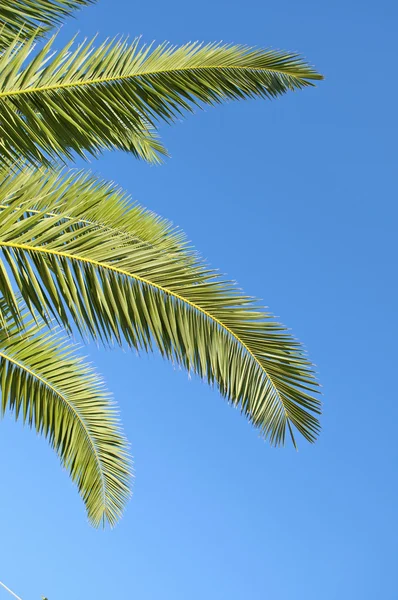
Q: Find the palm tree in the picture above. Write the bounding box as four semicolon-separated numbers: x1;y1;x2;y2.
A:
0;0;323;530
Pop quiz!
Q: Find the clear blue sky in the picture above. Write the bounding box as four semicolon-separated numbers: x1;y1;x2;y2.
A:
1;0;397;598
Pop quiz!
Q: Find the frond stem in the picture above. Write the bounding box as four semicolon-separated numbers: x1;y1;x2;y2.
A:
0;63;319;100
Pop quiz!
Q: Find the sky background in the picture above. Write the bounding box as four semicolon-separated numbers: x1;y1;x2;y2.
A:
1;0;397;598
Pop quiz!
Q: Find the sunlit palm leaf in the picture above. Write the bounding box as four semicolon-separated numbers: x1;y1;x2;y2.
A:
0;1;95;49
0;33;322;166
0;167;320;446
0;300;131;527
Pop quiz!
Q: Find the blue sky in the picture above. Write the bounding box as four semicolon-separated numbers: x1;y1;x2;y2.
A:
1;0;397;598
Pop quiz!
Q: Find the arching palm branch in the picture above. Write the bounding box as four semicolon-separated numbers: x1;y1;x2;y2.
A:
0;168;320;446
0;0;323;526
0;32;321;167
0;300;130;527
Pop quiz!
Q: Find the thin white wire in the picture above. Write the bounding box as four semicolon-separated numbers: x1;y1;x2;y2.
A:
0;581;23;600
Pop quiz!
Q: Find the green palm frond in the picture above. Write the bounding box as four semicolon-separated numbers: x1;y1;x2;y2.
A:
0;1;95;49
0;300;131;527
0;167;320;447
0;33;322;166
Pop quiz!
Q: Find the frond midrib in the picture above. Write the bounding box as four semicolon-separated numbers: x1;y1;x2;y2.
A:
0;63;321;100
0;239;288;418
0;345;107;509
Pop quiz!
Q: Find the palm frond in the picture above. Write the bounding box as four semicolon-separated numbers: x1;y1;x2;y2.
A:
0;1;95;49
0;299;131;527
0;33;323;166
0;167;321;447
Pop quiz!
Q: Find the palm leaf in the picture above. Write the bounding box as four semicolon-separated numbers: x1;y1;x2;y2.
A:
0;1;95;49
0;299;131;527
0;167;321;447
0;33;322;166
